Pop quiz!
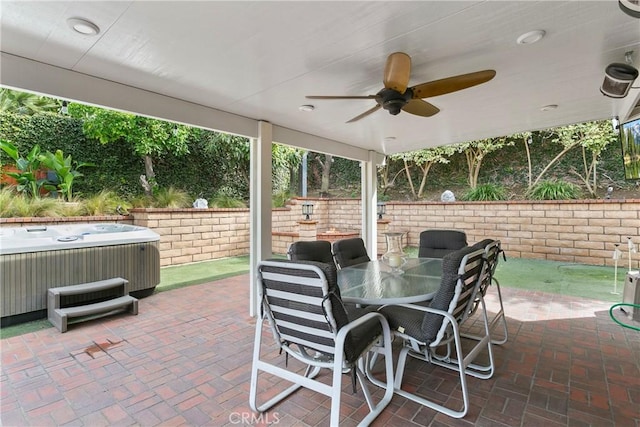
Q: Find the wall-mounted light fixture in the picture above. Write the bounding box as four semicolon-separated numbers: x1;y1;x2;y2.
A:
377;202;386;220
301;202;314;220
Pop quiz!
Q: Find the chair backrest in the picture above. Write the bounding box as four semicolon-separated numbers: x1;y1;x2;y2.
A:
418;229;468;258
287;240;335;265
332;238;370;268
257;259;353;358
420;246;485;345
470;239;501;296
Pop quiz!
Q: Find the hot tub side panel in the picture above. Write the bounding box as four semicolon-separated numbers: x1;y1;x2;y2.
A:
1;241;160;319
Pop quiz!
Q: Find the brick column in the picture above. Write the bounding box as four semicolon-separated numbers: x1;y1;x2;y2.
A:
297;220;318;241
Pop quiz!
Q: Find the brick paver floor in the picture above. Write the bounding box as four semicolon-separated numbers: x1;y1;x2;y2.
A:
1;274;639;426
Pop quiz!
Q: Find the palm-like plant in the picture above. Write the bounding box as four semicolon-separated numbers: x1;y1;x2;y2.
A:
0;139;54;197
39;149;94;202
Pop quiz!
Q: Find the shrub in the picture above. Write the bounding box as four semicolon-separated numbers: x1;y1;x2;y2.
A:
83;190;131;215
272;190;292;208
152;186;191;208
461;183;507;201
209;193;247;208
527;180;581;200
0;188;63;217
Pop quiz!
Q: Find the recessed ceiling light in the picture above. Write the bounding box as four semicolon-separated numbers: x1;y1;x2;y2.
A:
517;30;546;45
298;104;315;112
67;17;100;36
383;136;396;143
540;104;558;111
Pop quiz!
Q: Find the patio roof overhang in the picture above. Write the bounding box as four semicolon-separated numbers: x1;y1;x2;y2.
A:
1;52;384;315
2;1;639;315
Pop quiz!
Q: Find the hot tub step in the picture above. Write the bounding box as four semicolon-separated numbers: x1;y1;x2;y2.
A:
48;278;138;333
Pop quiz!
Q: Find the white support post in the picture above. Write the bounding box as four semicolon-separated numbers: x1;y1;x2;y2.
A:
249;121;273;316
361;151;379;260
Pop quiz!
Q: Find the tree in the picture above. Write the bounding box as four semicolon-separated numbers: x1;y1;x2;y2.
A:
513;132;533;188
272;144;302;195
454;137;512;189
390;145;457;199
69;104;190;195
551;121;617;197
0;88;60;115
377;157;405;197
316;154;333;196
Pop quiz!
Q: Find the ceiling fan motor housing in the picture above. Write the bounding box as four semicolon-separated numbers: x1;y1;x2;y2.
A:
378;88;413;115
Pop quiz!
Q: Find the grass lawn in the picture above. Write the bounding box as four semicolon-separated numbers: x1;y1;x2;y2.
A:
494;257;626;303
1;253;629;339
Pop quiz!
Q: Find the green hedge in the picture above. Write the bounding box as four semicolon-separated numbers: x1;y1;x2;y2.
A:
0;112;251;200
1;112;634;202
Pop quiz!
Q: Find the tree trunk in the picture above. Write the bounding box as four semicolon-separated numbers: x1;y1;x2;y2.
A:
320;154;332;195
417;162;433;198
403;158;417;198
531;144;577;188
142;155;156;195
524;136;532;189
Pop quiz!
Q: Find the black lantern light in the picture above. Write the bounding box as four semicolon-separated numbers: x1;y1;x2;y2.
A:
302;202;314;220
377;202;386;220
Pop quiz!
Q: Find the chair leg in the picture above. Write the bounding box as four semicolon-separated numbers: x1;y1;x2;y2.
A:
249;317;320;413
462;278;508;345
489;278;508;345
400;322;472;418
252;313;395;425
435;297;495;379
371;313;494;418
359;321;395;426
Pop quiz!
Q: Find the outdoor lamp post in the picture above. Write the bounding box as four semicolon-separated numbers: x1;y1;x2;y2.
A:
302;202;314;220
377;202;386;220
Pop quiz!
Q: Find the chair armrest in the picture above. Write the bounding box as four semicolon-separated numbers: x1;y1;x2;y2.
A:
376;303;459;341
334;311;392;356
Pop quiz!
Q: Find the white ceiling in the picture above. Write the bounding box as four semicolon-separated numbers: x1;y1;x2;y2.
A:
1;1;639;155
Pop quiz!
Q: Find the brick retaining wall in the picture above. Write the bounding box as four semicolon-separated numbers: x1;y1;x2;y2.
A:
3;198;638;267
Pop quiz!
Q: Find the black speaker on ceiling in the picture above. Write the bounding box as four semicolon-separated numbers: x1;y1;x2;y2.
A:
600;63;639;98
619;0;640;18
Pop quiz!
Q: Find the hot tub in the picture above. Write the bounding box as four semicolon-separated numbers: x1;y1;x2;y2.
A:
1;223;160;326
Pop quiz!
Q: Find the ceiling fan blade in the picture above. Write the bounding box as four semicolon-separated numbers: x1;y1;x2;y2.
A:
411;70;496;99
402;99;440;117
346;105;381;123
383;52;411;94
306;95;377;100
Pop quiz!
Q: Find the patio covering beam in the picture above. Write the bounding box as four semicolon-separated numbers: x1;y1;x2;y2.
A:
0;53;256;138
0;53;376;163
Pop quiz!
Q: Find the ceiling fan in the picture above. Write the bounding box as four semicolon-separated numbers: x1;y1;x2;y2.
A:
306;52;496;123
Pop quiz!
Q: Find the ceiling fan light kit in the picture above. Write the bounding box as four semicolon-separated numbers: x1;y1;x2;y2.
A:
306;51;496;123
600;62;639;98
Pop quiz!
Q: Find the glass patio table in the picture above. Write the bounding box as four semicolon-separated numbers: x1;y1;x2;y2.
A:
337;257;443;305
